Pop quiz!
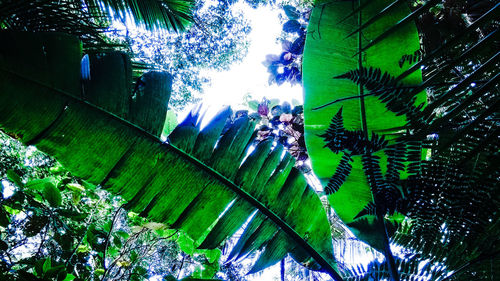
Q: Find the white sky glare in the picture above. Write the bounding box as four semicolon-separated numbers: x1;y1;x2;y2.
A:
200;3;303;112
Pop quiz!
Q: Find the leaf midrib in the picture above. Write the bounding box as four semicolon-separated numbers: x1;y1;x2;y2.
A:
0;65;342;280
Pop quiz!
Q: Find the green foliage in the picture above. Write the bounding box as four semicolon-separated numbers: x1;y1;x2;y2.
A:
0;0;194;35
42;180;62;207
0;31;340;279
116;0;251;110
303;0;499;280
0;132;224;281
0;0;248;111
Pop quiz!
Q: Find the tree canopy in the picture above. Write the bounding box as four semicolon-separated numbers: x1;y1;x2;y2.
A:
115;0;252;109
0;0;498;280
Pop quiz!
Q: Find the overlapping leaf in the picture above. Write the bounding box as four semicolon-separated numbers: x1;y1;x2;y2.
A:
0;0;194;33
0;31;340;279
302;0;423;249
303;0;499;280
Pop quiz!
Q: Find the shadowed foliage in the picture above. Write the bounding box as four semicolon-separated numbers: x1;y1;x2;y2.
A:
0;31;343;280
0;0;194;34
303;0;498;280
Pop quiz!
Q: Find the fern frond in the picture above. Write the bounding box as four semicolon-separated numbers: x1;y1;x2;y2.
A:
399;49;423;68
385;140;407;183
405;141;422;176
325;153;353;195
361;154;403;217
320;107;346;153
353;202;376;220
361;154;386;196
334;67;425;124
320;107;387;155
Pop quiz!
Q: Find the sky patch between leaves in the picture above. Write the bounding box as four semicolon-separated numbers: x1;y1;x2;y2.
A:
193;2;303;121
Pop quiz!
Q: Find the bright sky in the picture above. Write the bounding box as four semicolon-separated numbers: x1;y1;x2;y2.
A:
197;5;313;280
193;3;303;119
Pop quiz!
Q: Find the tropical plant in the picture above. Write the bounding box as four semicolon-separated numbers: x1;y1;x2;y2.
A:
302;0;498;280
0;131;226;281
0;0;195;34
264;4;310;85
116;0;251;110
0;0;197;109
0;31;343;280
246;98;309;172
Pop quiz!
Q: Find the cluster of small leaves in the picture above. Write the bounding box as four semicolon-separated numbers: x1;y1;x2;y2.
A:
0;143;117;280
0;132;223;281
115;0;251;110
248;98;309;172
264;5;310;85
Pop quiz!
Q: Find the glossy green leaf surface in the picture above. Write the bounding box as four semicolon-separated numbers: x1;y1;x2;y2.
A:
303;0;424;248
0;31;339;278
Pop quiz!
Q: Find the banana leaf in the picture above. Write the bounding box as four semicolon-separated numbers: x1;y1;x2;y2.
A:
0;31;341;279
302;0;425;250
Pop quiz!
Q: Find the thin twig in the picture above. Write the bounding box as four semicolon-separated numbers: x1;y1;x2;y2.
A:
102;205;125;271
312;80;489;110
177;253;186;280
65;197;103;267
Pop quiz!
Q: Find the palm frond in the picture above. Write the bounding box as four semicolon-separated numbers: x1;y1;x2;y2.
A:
0;0;194;34
342;256;449;281
85;0;194;32
0;0;109;48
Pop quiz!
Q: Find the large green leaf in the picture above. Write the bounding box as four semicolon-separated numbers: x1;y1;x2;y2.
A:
302;0;424;249
0;31;340;279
